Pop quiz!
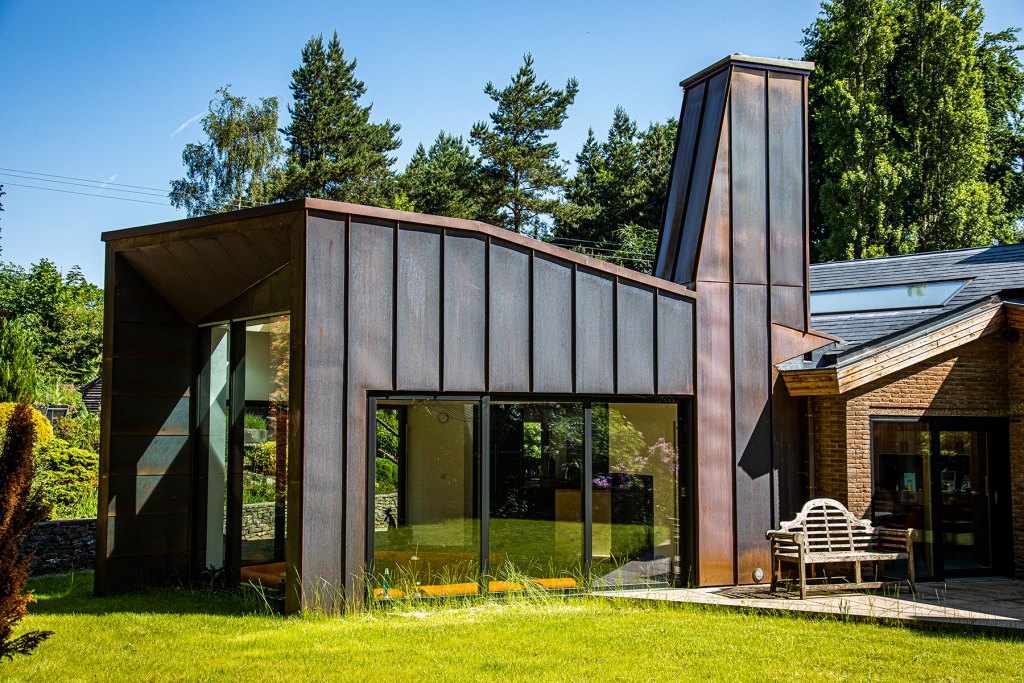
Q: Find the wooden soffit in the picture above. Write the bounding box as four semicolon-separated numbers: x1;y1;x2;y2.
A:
780;301;1007;396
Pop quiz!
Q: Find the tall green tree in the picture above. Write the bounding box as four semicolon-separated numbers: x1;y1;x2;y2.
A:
0;260;102;386
399;133;495;221
278;32;401;206
555;109;677;262
0;320;36;403
0;184;5;255
805;0;1024;260
169;87;283;217
471;54;579;237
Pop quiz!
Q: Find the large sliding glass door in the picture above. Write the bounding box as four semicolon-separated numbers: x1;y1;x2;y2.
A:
871;417;1008;579
369;396;684;598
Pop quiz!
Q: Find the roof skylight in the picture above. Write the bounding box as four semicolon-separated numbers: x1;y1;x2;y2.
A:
810;280;967;315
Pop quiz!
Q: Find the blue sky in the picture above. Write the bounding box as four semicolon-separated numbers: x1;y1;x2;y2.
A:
1;0;1020;284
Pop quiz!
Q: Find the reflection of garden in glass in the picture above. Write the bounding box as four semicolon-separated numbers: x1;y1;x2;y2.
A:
591;402;678;587
490;402;584;583
372;400;480;595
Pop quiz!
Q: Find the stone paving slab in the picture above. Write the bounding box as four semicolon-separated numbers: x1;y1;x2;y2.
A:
599;577;1024;631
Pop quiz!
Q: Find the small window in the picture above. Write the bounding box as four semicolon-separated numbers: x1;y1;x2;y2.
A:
810;280;966;314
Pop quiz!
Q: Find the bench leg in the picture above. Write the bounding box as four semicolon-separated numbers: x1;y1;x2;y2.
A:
906;556;915;595
770;556;778;594
854;561;862;585
798;561;807;600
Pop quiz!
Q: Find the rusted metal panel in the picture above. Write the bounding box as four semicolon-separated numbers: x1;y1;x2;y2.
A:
107;436;191;477
656;294;694;395
695;281;734;585
106;475;192;516
655;81;706;280
109;358;191;394
575;269;615;394
104;515;192;556
532;256;573;392
771;284;806;331
731;68;768;285
616;282;655;394
346;218;396;605
488;242;531;391
732;283;772;582
443;233;487;391
303;213;348;609
769;73;806;288
673;70;730;285
695;114;731;283
396;227;441;390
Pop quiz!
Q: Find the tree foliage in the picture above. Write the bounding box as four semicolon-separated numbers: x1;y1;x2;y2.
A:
277;32;401;206
399;133;496;222
169;87;283;217
0;259;102;386
0;320;36;403
0;403;52;660
805;0;1024;260
471;54;579;237
555;110;677;273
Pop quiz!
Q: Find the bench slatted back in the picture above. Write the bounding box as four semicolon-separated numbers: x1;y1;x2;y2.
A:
778;498;876;552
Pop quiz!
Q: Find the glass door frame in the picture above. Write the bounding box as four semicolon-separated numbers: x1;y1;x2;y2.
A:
193;311;290;586
365;393;693;595
870;415;1011;579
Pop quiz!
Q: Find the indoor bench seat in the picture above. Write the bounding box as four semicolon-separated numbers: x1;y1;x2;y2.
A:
767;498;915;599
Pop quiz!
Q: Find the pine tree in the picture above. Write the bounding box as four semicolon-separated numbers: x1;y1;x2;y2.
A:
169;87;283;217
471;54;578;237
0;403;52;660
399;133;495;221
0;320;35;403
555;109;677;258
278;32;401;207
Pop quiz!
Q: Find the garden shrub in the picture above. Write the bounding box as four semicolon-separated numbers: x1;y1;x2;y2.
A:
376;458;397;493
52;412;100;453
0;403;53;445
33;438;99;514
244;441;277;476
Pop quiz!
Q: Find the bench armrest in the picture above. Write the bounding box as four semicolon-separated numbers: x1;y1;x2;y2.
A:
766;530;804;545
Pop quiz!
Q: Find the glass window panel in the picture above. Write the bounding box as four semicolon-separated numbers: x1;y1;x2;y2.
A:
810;280;966;314
197;324;230;570
240;315;289;568
591;402;679;587
372;400;481;596
871;421;933;577
938;430;991;572
489;402;584;586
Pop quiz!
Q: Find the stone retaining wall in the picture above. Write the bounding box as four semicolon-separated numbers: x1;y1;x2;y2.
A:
241;502;281;541
375;492;398;528
23;518;96;574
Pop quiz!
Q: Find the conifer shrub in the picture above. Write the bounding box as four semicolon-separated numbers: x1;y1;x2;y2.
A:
0;403;53;659
33;438;99;515
0;404;53;445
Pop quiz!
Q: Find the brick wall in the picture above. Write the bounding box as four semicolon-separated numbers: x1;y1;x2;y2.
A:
812;334;1024;576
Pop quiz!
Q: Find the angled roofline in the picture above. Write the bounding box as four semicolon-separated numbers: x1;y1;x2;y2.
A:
102;197;696;299
808;242;1024;273
777;295;1010;395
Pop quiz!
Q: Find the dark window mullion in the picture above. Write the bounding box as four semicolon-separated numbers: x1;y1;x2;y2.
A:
583;401;593;585
480;396;491;590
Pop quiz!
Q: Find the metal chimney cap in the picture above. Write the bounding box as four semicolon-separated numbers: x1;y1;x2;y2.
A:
680;55;815;88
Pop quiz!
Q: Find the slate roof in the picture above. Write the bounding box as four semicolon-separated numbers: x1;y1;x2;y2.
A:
784;244;1024;369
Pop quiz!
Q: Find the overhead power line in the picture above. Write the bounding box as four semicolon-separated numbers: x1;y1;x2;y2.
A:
1;182;172;206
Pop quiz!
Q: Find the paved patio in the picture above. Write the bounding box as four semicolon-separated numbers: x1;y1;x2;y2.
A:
600;577;1024;631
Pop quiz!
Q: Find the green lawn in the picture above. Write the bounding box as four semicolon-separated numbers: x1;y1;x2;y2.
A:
5;571;1023;682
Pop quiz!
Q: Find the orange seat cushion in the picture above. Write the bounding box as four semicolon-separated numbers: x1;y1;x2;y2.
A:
533;577;577;590
240;561;286;589
373;587;407;599
488;581;525;593
416;582;479;597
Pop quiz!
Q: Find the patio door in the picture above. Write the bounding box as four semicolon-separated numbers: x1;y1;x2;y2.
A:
871;418;1010;579
936;429;992;575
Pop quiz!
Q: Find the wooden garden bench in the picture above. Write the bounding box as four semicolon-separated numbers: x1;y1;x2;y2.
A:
766;498;915;599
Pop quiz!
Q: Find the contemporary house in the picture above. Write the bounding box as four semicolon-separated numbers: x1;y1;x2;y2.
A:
95;53;1024;613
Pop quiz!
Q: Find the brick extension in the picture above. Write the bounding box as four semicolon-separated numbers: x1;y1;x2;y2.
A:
811;334;1024;577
